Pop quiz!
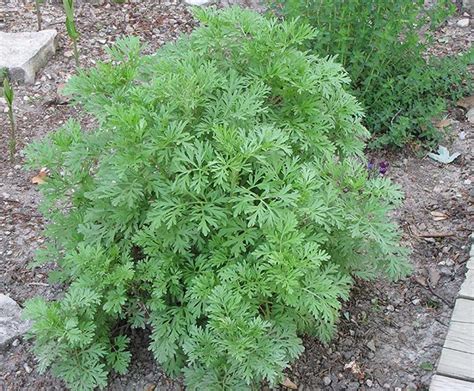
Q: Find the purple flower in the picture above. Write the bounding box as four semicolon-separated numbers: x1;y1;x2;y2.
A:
378;161;389;175
367;158;375;171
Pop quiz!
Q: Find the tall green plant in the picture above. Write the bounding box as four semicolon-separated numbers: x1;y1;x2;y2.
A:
63;0;80;67
267;0;473;149
2;69;16;162
24;8;410;391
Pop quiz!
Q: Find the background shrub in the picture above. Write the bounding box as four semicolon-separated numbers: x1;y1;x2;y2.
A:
266;0;473;148
25;7;409;391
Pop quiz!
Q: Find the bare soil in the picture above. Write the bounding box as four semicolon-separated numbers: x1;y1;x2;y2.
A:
0;1;472;390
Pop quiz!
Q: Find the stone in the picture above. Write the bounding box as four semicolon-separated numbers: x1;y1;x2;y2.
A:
323;376;331;386
463;0;474;13
456;18;470;28
23;362;33;374
367;339;376;352
0;30;57;84
466;108;474;124
0;294;30;350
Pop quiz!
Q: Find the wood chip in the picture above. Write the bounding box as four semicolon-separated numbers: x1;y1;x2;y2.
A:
430;211;448;221
281;377;298;390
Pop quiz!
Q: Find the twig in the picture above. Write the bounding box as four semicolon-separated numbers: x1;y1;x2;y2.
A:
426;282;453;308
416;232;454;238
28;282;49;287
413;277;453;307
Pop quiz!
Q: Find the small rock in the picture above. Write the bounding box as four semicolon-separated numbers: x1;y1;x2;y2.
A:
347;382;359;391
456;18;470;27
445;258;455;267
386;304;395;312
12;338;20;347
412;298;421;305
64;50;74;58
366;379;374;387
23;363;33;374
466;108;474;124
367;340;376;352
323;376;331;386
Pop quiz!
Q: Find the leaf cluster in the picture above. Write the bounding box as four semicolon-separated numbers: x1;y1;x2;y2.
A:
266;0;473;149
24;7;410;390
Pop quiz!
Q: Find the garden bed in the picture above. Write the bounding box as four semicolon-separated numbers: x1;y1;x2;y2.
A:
0;1;472;390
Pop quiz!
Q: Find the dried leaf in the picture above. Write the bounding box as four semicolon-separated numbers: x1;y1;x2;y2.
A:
434;119;452;129
430;211;448;221
281;377;298;390
457;95;474;110
31;168;48;184
428;268;441;288
415;275;427;286
344;360;365;380
143;385;156;391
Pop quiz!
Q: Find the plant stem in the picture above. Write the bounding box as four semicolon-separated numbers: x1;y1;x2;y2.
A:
7;105;16;162
73;39;80;67
35;0;42;31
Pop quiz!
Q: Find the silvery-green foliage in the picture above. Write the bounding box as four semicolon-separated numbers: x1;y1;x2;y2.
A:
24;7;410;391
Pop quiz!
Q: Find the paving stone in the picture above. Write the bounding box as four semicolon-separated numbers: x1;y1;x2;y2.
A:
0;30;57;84
0;294;30;350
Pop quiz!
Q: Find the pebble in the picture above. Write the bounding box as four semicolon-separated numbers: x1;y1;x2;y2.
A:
467;108;474;124
457;18;470;27
366;379;373;387
367;340;376;352
12;339;20;347
347;382;359;391
412;298;421;305
323;376;331;386
23;363;33;374
386;304;395;312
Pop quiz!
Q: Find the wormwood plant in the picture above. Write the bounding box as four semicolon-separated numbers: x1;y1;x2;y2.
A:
63;0;80;67
24;7;410;391
266;0;473;149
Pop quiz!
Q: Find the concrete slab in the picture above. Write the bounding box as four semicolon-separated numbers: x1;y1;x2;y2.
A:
0;30;57;84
